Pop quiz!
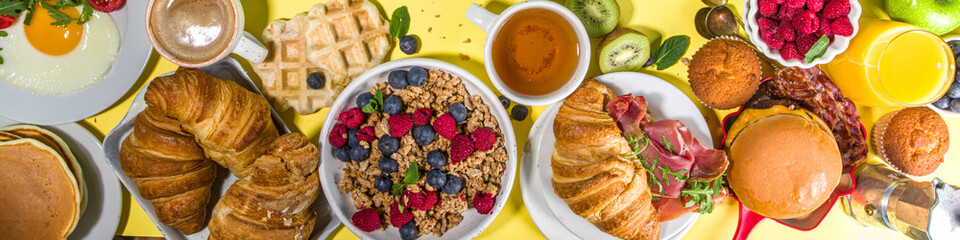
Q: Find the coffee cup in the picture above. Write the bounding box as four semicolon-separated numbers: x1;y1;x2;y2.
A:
466;1;590;106
146;0;267;68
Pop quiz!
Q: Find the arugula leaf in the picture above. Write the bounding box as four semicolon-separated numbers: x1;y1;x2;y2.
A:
680;176;725;213
662;136;674;154
0;0;27;17
389;6;410;39
803;35;830;63
652;35;690;70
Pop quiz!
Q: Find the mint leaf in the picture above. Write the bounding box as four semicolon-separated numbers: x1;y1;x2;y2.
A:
0;0;27;17
389;6;410;39
361;89;384;113
403;162;419;184
803;35;830;63
652;35;690;70
392;183;405;195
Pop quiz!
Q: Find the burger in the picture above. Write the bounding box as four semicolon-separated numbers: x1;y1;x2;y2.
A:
722;67;866;219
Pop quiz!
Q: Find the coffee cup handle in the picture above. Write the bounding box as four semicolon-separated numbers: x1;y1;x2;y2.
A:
232;32;268;64
466;4;497;33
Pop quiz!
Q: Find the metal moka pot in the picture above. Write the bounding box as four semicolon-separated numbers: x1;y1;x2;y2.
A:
841;163;960;239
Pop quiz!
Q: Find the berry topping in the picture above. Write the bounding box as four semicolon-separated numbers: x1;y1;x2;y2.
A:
448;102;468;123
757;17;779;32
807;0;824;12
426;169;447;189
761;29;785;50
433;113;457;139
781;43;803;61
449;134;475;164
378;135;400;156
792;10;820;35
778;21;796;42
470;128;497;151
351;208;380;232
443;175;462;194
412;108;433;126
384;96;404;115
830;16;853;36
307;72;325;89
379;156;399;173
389;202;414;227
388;70;408;89
375;174;392;192
407;66;429;87
338;108;365;129
758;0;780;17
347;129;360;147
329;123;348;147
419;190;438;211
399;35;420;55
399;221;418;240
473;192;496;215
785;0;805;8
402;190;426;209
334;146;350;162
356;92;373;108
797;34;818;54
426;150;446;169
357;126;376;142
778;4;801;19
823;0;850;20
349;146;370;162
413;125;436;146
388;114;415;137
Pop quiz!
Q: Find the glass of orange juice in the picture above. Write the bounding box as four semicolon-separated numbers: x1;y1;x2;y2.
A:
820;19;955;107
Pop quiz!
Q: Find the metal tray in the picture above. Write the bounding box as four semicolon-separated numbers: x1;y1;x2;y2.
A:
102;57;340;240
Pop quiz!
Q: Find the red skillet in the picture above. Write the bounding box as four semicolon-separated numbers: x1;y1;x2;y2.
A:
719;102;863;240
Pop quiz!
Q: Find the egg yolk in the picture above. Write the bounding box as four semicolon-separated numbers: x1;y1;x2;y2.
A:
24;3;83;56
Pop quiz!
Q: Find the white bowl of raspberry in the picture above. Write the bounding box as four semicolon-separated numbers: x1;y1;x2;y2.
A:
743;0;861;68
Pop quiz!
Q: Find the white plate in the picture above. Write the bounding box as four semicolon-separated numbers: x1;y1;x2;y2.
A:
0;116;122;239
101;57;340;240
521;72;709;240
0;1;152;125
318;58;518;240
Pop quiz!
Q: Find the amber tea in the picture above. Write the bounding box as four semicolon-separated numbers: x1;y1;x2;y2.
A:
491;8;580;96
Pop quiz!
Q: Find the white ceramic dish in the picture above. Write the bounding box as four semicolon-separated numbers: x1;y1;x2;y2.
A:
101;57;340;240
521;72;708;240
928;36;960;117
0;1;152;125
0;116;122;240
743;0;861;68
318;58;518;240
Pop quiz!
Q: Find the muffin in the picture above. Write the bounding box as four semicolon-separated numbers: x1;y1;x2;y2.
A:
687;38;762;109
873;107;949;176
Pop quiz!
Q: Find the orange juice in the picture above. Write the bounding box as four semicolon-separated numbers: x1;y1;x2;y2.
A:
820;19;955;107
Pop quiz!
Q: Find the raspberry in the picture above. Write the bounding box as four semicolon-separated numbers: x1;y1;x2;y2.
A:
758;0;780;17
831;16;853;36
757;17;778;32
823;0;850;20
403;190;426;209
792;10;820;35
357;126;375;142
418;190;438;211
772;0;785;3
449;134;475;164
778;5;801;20
797;34;818;54
807;0;824;11
470;128;497;151
351;208;381;232
433;113;457;139
388;114;414;138
412;108;433;126
781;43;803;61
817;14;833;38
338;108;365;129
389;202;414;227
778;21;796;42
785;0;805;9
329;123;348;147
761;29;785;50
473;193;496;214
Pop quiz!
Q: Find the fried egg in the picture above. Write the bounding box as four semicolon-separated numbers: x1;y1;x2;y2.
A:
0;5;120;95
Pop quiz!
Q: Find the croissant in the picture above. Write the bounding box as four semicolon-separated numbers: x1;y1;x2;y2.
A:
120;107;217;234
551;80;660;240
145;67;279;178
208;133;319;240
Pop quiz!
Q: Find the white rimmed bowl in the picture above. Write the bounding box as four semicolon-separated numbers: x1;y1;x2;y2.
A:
743;0;861;68
927;36;960;117
318;58;518;240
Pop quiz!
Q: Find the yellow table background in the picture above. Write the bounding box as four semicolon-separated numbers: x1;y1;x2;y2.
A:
79;0;960;239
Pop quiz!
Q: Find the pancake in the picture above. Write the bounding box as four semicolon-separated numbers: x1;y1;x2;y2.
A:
0;132;19;141
1;125;87;215
0;139;81;239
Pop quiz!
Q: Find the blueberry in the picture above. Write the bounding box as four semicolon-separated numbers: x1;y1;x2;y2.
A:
389;70;408;89
442;174;462;194
951;99;960;112
307;72;325;89
498;95;511;109
347;129;360;147
643;52;655;68
934;95;951;109
378;135;400;155
375;174;393;192
399;221;418;240
449;103;467;123
334;146;350;162
511;105;529;121
413;125;435;146
356;92;373;108
379;156;399;173
950;41;960;56
426;151;446;169
349;146;369;162
426;169;447;189
407;66;428;87
948;83;960;98
399;35;419;55
384;96;404;115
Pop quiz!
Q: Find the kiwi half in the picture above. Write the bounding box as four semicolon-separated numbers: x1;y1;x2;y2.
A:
599;28;651;73
566;0;620;37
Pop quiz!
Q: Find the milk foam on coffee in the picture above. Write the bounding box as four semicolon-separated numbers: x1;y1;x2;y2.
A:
150;0;236;63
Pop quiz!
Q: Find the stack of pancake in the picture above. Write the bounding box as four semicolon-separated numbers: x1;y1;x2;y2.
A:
0;125;86;239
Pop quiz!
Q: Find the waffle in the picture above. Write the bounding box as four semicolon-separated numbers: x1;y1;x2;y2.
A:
254;0;391;114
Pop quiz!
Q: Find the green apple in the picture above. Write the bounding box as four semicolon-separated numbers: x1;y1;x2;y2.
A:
886;0;960;35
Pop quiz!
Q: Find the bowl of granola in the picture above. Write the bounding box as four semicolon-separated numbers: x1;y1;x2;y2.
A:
318;58;517;240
